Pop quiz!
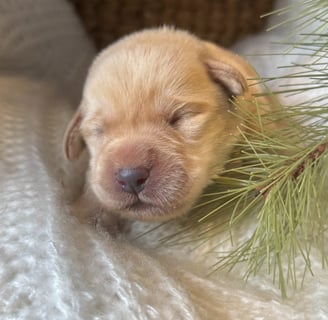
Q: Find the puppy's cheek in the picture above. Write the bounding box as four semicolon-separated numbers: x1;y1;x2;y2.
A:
141;162;191;206
88;157;127;208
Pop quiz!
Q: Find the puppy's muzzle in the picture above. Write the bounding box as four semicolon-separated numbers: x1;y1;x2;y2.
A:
116;167;150;194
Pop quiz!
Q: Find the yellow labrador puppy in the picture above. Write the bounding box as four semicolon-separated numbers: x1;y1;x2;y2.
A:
64;27;272;227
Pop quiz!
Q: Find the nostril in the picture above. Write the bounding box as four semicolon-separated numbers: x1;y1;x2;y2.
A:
136;177;147;186
117;179;126;187
116;167;150;194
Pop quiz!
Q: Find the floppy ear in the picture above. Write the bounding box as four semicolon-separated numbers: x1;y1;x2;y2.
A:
202;41;282;131
63;109;85;160
205;59;246;96
202;41;251;97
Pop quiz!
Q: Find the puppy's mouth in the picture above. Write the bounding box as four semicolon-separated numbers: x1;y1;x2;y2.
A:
94;183;187;221
120;196;172;219
128;199;151;210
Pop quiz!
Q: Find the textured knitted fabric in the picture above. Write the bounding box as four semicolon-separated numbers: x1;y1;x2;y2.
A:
0;0;327;319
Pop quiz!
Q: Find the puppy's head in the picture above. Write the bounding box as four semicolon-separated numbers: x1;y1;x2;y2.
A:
64;28;252;221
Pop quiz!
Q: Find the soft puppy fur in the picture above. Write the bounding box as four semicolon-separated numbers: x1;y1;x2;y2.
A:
64;27;271;224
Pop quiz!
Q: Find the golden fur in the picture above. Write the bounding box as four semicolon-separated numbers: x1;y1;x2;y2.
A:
64;27;272;225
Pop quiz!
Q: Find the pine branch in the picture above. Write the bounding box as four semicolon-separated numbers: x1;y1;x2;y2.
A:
140;0;328;298
257;140;328;198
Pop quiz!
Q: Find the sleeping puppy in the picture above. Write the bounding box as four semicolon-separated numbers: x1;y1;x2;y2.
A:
64;27;273;227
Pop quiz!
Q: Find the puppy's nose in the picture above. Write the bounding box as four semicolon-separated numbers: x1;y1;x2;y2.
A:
116;167;149;194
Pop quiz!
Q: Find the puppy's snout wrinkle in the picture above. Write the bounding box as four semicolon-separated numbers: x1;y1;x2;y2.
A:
116;167;150;194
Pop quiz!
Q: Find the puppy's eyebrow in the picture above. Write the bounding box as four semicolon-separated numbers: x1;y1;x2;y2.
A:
83;128;104;139
161;92;209;107
82;106;110;125
82;114;103;125
168;99;211;114
81;117;105;134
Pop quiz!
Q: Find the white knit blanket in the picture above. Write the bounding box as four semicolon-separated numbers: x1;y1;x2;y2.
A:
0;0;327;319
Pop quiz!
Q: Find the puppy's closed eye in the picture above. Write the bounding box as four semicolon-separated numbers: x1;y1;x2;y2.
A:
82;122;104;138
168;108;202;128
166;108;210;143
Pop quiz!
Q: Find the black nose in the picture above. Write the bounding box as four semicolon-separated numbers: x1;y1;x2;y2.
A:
116;167;149;194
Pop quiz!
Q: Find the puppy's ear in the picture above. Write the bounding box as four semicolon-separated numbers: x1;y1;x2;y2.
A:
202;41;250;97
63;109;85;160
205;59;246;96
202;41;282;132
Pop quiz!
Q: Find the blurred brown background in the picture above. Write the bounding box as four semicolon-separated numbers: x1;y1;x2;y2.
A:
69;0;275;49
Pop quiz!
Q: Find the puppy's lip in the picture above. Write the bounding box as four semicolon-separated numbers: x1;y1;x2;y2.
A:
124;198;161;211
